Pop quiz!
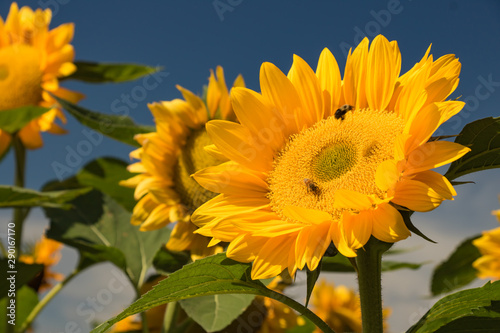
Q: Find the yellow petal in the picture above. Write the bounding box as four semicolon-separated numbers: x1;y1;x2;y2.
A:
343;38;369;109
371;203;410;242
206;69;221;118
166;222;198;252
334;189;373;211
193;161;268;196
287;54;323;126
341;211;373;250
206;120;274;172
376;159;399;192
305;222;332;271
260;62;302;135
139;204;172;230
227;234;267;262
392;178;444;212
230;87;285;152
282;206;332;224
411;170;456;200
405;141;470;175
252;235;294;279
366;35;398;111
316;48;342;113
176;85;208;124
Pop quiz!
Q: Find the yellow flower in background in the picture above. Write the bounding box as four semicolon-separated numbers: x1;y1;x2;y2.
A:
193;34;470;279
19;235;63;291
473;199;500;280
121;66;244;260
311;280;390;333
0;2;83;154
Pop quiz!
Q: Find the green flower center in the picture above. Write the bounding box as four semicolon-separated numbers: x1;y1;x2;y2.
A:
174;128;220;212
311;144;357;182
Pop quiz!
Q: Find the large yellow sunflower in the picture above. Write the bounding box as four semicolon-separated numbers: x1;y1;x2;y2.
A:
472;199;500;280
192;35;470;279
0;2;83;154
121;66;244;260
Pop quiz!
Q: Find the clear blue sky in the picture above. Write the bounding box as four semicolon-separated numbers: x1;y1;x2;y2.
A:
1;1;500;332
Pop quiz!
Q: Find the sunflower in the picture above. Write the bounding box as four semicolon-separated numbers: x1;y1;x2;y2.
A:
19;235;63;291
192;35;470;279
0;2;83;154
472;199;500;280
120;66;244;260
311;280;390;333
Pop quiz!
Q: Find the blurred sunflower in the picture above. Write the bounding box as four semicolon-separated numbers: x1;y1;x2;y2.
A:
192;34;470;279
311;280;390;333
121;66;244;260
472;199;500;280
0;2;83;154
19;235;63;292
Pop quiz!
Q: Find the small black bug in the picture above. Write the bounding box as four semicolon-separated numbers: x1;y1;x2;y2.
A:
334;104;354;121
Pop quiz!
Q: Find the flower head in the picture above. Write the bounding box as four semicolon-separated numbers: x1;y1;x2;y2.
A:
473;198;500;280
0;2;83;153
311;280;390;333
19;235;63;291
121;66;244;259
192;35;470;279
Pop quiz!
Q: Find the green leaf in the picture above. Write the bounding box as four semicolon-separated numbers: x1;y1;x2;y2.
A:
0;185;91;209
0;285;38;331
407;280;500;333
179;294;255;332
76;157;136;212
431;235;482;296
53;95;154;147
90;253;333;333
65;61;161;83
445;117;500;181
44;186;170;287
0;260;43;298
305;263;321;307
0;106;50;134
152;247;190;275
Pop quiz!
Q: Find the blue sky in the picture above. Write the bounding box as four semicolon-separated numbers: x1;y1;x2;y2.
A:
1;1;500;332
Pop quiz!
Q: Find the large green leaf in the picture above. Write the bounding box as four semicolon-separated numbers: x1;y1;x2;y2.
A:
407;280;500;333
76;157;136;212
179;294;255;332
0;106;50;134
66;61;160;83
0;260;43;298
0;285;38;332
0;185;91;209
90;253;333;333
431;235;481;296
53;95;154;147
44;187;170;287
445;117;500;181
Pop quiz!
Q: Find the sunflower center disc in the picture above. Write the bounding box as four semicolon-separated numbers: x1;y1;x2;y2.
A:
268;109;405;221
174;128;220;213
0;45;43;111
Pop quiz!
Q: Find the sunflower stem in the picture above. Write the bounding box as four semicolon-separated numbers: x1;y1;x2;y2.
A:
12;135;28;256
17;268;80;333
162;301;180;333
356;237;392;333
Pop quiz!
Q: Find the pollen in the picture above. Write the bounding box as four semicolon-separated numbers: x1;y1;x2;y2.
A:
0;45;43;111
174;128;220;213
268;109;405;222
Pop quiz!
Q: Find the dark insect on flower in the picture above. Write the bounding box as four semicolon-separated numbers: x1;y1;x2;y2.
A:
334;104;354;121
303;178;321;195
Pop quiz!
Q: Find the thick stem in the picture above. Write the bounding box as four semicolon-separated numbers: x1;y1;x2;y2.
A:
12;135;28;256
356;237;392;333
17;268;80;333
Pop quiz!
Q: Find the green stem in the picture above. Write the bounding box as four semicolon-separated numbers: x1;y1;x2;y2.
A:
162;301;180;333
17;268;80;333
356;237;392;333
12;135;28;256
